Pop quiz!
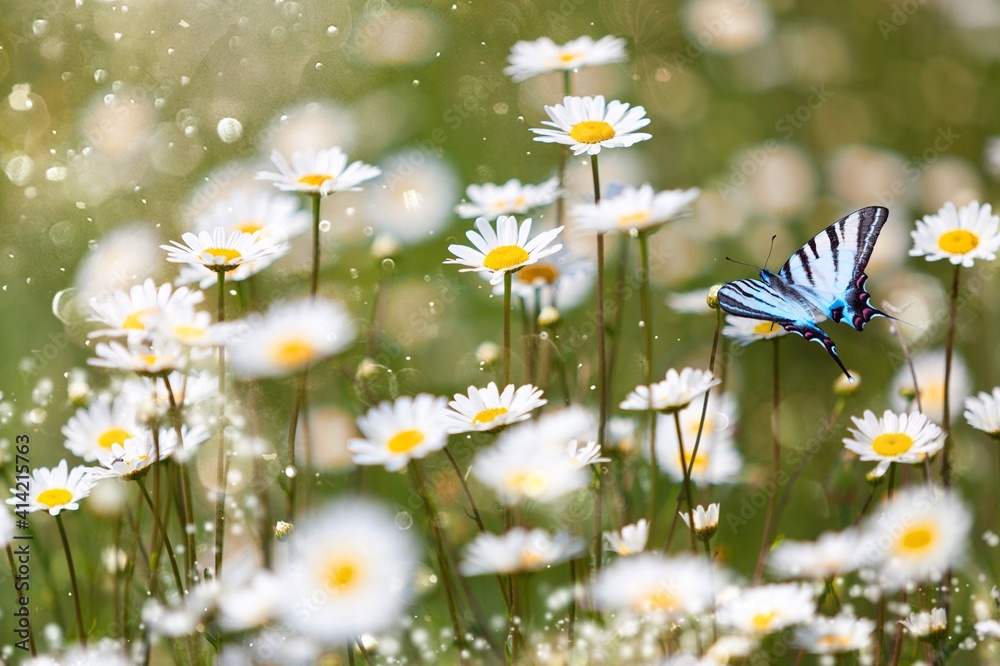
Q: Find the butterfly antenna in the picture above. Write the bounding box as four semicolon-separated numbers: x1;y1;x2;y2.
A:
724;256;761;271
763;235;778;272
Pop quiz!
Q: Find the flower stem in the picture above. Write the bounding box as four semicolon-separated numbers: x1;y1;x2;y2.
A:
286;369;308;522
590;153;607;579
672;411;699;554
162;376;197;586
366;260;386;357
55;514;86;647
638;231;659;534
503;272;512;387
753;337;781;584
137;478;185;596
214;271;227;579
309;193;322;297
941;265;961;489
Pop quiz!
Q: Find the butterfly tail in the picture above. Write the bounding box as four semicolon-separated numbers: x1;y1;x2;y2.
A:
782;320;853;381
844;272;888;332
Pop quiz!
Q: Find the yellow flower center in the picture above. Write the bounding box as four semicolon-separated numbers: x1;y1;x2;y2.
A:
689;452;709;474
569;120;616;144
203;247;243;263
235;221;264;234
270;338;316;368
513;195;528;209
173;325;207;341
483;245;530;272
37;488;73;508
558;52;580;64
872;432;915;456
122;311;146;330
386;429;425;454
505;470;548;498
636;588;680;614
817;634;853;649
98;428;132;450
141;354;160;367
688;416;714;437
938;229;979;254
472;407;508;425
618;211;651;228
897;521;937;556
753;321;779;335
324;556;362;593
518;264;559;284
752;611;779;632
297;173;332;188
519;550;545;569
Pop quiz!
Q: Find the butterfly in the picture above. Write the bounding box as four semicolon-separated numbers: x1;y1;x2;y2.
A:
718;206;890;380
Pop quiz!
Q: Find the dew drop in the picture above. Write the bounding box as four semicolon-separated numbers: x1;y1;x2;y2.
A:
381;258;395;270
318;219;331;232
216;117;242;143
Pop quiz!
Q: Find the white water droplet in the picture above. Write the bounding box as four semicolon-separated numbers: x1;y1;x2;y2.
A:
216;117;242;143
318;220;331;232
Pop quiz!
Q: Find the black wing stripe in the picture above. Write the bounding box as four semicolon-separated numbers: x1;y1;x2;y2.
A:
825;225;840;273
795;249;814;285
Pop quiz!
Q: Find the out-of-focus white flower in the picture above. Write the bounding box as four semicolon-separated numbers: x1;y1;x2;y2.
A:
768;529;861;579
900;607;948;640
459;528;583;575
889;349;970;424
471;431;588;505
504;35;627;82
965;388;1000;438
843;409;944;477
6;460;97;516
217;567;284;632
620;368;719;414
0;507;14;548
366;150;459;244
456;177;559;220
718;583;816;635
87;278;204;341
442;383;546;434
445;215;563;285
531;95;651;156
667;286;716;315
655;413;743;485
143;581;220;637
348;395;449;472
571;184;699;234
604;519;649;556
682;0;773;53
592;554;718;618
910;200;1000;267
256;148;381;196
195;189;310;241
74;224;163;301
794;613;874;654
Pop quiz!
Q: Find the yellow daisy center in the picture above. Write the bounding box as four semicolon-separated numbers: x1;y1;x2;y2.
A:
938;229;979;254
519;550;545;568
752;611;779;632
270;338;316;368
386;429;425;454
513;195;527;208
141;354;160;367
618;211;651;228
173;325;207;341
689;452;709;474
871;432;915;456
37;488;73;508
896;521;937;557
753;321;779;335
569;120;616;144
505;470;548;497
324;556;362;593
518;264;559;284
557;52;580;64
203;247;243;263
235;221;264;234
297;173;332;188
688;416;714;437
122;311;146;330
472;407;508;425
483;245;530;271
98;428;132;450
817;635;852;649
636;588;680;614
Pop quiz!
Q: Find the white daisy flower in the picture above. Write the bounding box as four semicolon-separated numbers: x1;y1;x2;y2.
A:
365;150;459;245
275;499;417;642
256;147;381;196
156;308;233;348
456;177;560;220
347;395;449;472
900;607;948;640
507;405;598;450
666;286;716;315
794;613;874;654
607;416;639;453
217;566;283;632
592;553;718;618
119;371;217;417
655;416;743;485
161;227;286;272
471;431;589;505
88;429;176;481
571;184;699;233
62;395;143;462
965;387;1000;438
722;314;789;345
620;367;720;414
0;507;14;548
768;529;862;580
459;528;584;575
680;503;720;540
142;580;220;637
717;583;816;635
656;391;738;458
194;189;311;241
909;200;1000;267
442;382;546;434
445;215;564;285
228;298;357;379
975;618;1000;639
566;439;609;468
531;95;652;156
6;460;97;515
843;409;944;477
504;34;628;82
889;349;970;424
87;278;204;341
854;487;971;591
89;339;185;376
497;246;595;312
604;519;649;556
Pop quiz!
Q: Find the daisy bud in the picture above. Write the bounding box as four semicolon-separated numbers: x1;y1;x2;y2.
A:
706;284;723;310
274;520;294;542
356;357;381;382
865;468;885;486
680;503;720;541
371;233;400;261
833;372;860;397
900;608;947;642
538;306;560;327
67;368;91;407
476;341;500;366
898;385;917;401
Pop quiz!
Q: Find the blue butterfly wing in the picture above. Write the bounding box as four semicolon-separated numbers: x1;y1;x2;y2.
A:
718;279;852;378
778;206;889;331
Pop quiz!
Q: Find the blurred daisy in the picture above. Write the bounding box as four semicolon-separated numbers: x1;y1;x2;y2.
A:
6;460;96;515
119;370;217;416
667;286;716;315
504;35;627;82
62;395;143;462
965;388;1000;438
855;487;971;591
571;184;699;234
348;395;449;471
365;150;459;244
143;580;220;637
910;200;1000;267
511;405;598;449
256;147;381;196
680;503;720;541
722;314;789;345
162;228;286;272
89;339;184;376
975;618;1000;639
620;367;719;414
655;423;743;485
195;189;310;241
495;246;595;312
459;528;583;575
794;614;874;655
592;554;718;618
442;382;546;434
607;417;639;453
604;519;650;556
156;308;233;348
768;529;861;580
531;95;652;156
217;567;283;632
889;349;969;424
445;215;564;285
456;177;560;220
900;608;948;640
657;391;738;457
88;278;203;340
275;499;417;642
718;583;816;635
567;439;609;467
228;298;357;379
843;409;944;477
471;433;588;505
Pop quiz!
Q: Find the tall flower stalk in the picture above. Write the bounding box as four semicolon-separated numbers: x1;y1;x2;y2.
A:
55;514;86;647
753;338;781;583
637;230;658;532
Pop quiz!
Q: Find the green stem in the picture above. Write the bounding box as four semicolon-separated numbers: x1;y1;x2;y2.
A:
137;478;185;596
286;369;308;522
940;265;960;617
672;411;699;554
162;376;196;586
309;193;322;298
753;337;781;584
55;514;86;647
214;270;227;579
591;153;607;579
503;272;512;387
638;231;658;534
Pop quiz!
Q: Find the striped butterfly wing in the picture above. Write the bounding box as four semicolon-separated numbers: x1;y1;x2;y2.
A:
778;206;889;331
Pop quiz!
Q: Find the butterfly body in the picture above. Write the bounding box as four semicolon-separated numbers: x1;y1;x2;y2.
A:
719;206;890;379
